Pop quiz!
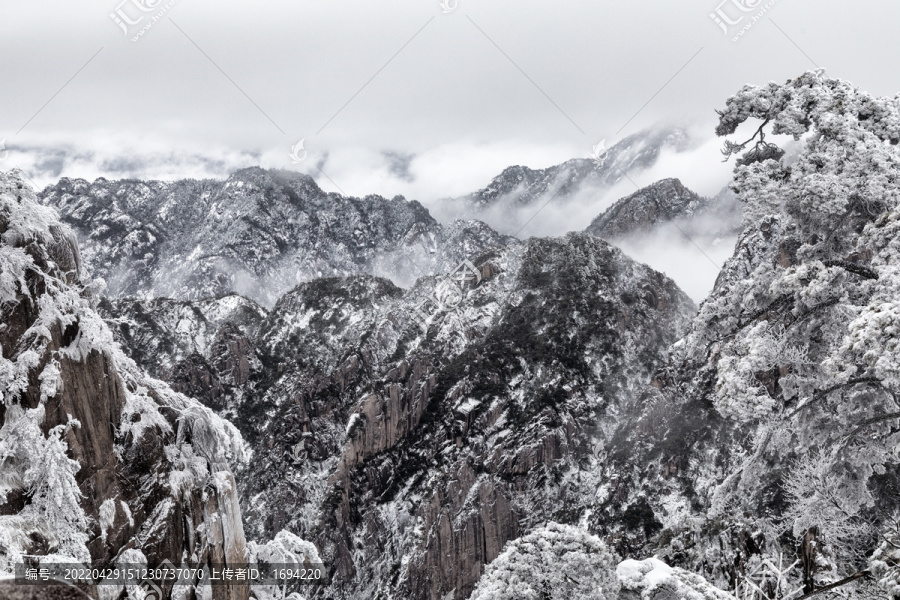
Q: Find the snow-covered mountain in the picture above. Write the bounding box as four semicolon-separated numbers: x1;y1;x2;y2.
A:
585;178;710;240
39;168;510;306
582;178;742;303
0;170;249;599
462;127;691;210
96;229;696;599
6;71;900;600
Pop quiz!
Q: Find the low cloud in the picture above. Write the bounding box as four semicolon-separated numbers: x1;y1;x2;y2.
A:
614;219;740;304
410;123;738;239
4;132;264;189
3;122;749;302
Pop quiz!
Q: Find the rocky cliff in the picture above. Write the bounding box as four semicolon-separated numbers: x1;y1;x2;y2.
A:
0;169;250;600
98;226;697;599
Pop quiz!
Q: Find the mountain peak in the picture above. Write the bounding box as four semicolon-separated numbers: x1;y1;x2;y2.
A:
39;171;510;305
461;126;692;210
585;177;704;240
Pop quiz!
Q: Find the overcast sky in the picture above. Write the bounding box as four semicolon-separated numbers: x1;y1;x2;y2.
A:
4;1;898;300
0;0;900;201
3;0;899;200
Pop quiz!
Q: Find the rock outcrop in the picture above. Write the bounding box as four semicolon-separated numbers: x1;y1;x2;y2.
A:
0;170;250;600
585;178;707;240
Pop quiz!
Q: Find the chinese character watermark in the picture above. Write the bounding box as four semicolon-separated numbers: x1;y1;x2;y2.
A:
709;0;780;42
109;0;180;42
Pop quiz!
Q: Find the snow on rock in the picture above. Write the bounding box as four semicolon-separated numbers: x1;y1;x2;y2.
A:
345;412;362;436
98;498;116;544
871;540;900;599
249;529;321;565
617;557;735;600
248;530;321;600
0;169;251;599
39;168;511;306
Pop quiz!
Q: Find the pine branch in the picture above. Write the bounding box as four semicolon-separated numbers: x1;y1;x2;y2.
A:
785;377;883;419
722;119;772;161
785;297;841;331
847;411;900;438
738;295;794;330
709;294;795;349
792;570;869;600
822;260;879;280
833;410;900;457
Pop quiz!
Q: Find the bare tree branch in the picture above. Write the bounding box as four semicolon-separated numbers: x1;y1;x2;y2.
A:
792;570;869;600
722;119;771;161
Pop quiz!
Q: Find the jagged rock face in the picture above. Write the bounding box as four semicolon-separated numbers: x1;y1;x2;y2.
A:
100;274;408;545
585;178;707;240
0;170;250;600
368;235;693;600
99;230;696;599
99;294;267;418
252;235;693;600
463;127;690;209
39;168;510;306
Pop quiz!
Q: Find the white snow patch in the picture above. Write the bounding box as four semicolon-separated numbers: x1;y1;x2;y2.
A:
99;498;117;544
455;397;481;415
346;413;362;436
120;500;134;527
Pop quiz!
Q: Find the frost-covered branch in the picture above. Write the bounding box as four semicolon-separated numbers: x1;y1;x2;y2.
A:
845;411;900;439
785;377;883;418
792;570;870;600
822;260;879;281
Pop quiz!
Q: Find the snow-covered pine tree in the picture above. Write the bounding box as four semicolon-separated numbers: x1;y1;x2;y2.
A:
468;522;619;600
689;71;900;588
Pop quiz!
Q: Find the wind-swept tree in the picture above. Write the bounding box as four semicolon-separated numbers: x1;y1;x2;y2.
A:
688;71;900;591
